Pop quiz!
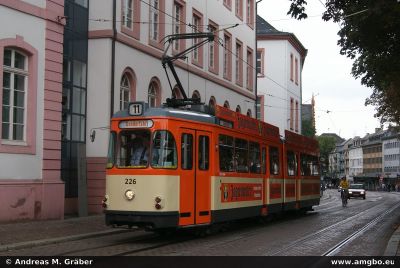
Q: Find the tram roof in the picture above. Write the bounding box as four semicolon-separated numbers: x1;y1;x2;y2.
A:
113;105;216;124
113;102;281;139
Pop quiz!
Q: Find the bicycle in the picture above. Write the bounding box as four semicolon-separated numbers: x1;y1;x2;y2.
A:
340;189;348;207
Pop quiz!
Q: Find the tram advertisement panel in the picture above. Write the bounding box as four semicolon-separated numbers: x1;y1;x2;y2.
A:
220;183;262;202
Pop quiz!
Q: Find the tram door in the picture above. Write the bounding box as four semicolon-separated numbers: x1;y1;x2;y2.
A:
179;128;211;226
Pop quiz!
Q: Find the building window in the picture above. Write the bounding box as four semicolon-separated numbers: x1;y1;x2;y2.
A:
208;96;216;114
2;49;27;141
295;57;299;85
223;31;232;80
295;100;299;132
173;0;186;52
121;0;140;39
148;78;161;108
122;0;133;29
120;74;131;110
246;0;254;28
256;48;264;76
246;47;253;91
148;0;165;49
223;101;230;109
236;105;241;113
192;90;201;101
256;95;264;120
290;98;294;130
235;0;243;20
235;40;243;86
246;109;252;117
149;0;159;42
192;9;203;66
290;53;294;81
208;20;219;74
223;0;232;10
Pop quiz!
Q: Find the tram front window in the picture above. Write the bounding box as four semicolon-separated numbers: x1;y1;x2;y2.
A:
107;132;116;168
151;130;177;169
117;130;151;168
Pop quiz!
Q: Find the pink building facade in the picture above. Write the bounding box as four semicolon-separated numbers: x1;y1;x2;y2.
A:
0;0;65;222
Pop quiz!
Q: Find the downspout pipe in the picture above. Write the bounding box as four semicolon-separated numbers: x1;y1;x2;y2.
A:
110;0;117;118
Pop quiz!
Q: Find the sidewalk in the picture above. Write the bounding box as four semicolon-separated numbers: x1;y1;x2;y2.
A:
0;215;127;252
1;204;399;255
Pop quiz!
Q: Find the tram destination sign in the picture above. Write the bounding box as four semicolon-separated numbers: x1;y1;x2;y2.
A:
119;120;153;129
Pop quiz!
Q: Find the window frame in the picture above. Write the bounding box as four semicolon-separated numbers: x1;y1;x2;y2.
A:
148;0;165;50
0;38;38;154
208;20;219;75
121;0;141;40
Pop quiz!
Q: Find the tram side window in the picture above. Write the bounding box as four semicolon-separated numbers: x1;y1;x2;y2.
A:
198;136;210;170
235;138;249;173
181;133;193;170
287;151;297;176
261;147;266;174
249;142;261;174
151;130;177;169
219;135;234;172
107;132;116;169
117;130;150;168
311;156;320;176
269;146;280;175
300;154;311;176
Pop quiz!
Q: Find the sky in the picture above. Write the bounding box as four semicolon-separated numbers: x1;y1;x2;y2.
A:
257;0;383;140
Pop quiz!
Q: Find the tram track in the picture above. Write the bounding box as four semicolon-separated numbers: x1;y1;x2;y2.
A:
265;200;400;256
322;201;400;256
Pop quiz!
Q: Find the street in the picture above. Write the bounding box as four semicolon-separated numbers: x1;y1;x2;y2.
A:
1;190;399;256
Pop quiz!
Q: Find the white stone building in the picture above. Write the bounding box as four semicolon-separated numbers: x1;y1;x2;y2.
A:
256;15;307;136
348;137;363;181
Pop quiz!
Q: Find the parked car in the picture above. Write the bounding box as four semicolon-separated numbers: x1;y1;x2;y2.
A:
348;184;366;199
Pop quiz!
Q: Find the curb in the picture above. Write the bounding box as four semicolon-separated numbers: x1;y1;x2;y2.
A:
384;226;400;256
0;229;130;253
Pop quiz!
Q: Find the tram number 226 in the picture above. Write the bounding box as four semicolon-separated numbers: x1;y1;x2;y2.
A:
125;178;137;185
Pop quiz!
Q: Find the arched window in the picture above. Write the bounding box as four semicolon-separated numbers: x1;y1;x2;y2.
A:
119;69;136;110
148;78;161;107
172;86;182;99
236;105;241;113
223;101;230;109
208;96;216;114
247;109;252;117
192;90;201;101
120;74;131;110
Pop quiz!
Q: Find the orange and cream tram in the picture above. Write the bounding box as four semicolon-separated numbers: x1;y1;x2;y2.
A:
103;102;320;230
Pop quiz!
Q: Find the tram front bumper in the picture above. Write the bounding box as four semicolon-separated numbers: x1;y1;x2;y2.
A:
105;210;179;229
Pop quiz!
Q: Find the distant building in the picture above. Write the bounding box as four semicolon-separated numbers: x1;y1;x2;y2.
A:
256;15;307;136
348;136;363;182
382;130;400;187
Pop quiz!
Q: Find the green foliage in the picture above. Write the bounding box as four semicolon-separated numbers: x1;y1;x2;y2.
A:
301;119;316;137
288;0;400;125
317;136;336;174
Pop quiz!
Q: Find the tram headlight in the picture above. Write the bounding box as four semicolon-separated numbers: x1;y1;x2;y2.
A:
125;190;135;201
349;191;352;194
102;195;109;208
155;196;163;210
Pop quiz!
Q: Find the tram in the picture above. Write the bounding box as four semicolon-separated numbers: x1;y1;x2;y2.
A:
102;102;320;230
102;31;320;230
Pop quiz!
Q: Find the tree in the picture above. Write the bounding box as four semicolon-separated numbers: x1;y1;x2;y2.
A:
288;0;400;125
317;136;336;175
301;119;316;137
